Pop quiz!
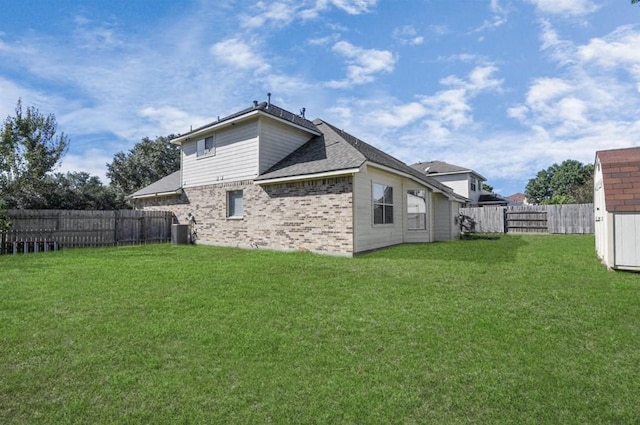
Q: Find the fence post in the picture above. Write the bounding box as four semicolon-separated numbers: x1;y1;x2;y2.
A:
113;210;119;246
503;208;508;234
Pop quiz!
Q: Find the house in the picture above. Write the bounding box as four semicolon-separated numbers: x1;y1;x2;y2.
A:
507;193;528;205
409;160;502;206
594;147;640;271
130;100;467;256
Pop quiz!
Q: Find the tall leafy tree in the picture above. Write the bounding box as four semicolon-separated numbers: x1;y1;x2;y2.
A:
0;100;69;208
107;135;180;199
42;172;126;210
525;159;594;204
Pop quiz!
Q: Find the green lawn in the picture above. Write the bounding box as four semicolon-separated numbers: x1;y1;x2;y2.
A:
1;235;639;424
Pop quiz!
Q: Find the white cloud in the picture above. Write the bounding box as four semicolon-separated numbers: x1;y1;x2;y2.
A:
538;20;576;65
374;102;428;128
72;16;125;51
240;2;298;28
393;26;424;46
59;149;114;184
301;0;377;19
578;26;640;69
326;41;396;87
139;106;211;137
524;0;599;16
210;38;271;73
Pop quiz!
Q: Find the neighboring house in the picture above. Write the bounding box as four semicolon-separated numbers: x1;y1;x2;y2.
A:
507;193;528;205
130;101;466;256
594;147;640;271
409;160;491;206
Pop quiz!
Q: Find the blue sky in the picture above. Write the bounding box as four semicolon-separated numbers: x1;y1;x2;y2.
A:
1;0;639;196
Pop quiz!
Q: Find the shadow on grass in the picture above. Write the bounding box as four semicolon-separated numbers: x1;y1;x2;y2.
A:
359;234;529;265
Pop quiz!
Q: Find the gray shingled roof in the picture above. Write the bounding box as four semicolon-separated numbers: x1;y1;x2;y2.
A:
129;171;181;198
257;119;463;199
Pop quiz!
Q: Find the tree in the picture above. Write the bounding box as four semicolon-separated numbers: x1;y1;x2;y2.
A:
0;199;10;254
106;135;180;201
42;172;126;210
0;100;69;208
482;183;494;192
634;0;639;4
524;159;594;204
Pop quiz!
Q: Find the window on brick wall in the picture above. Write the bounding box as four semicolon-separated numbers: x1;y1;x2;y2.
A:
373;183;393;225
227;190;243;218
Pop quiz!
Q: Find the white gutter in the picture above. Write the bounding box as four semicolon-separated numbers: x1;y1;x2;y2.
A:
129;189;183;200
255;168;361;185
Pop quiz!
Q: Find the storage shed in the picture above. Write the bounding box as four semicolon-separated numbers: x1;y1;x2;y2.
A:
594;147;640;271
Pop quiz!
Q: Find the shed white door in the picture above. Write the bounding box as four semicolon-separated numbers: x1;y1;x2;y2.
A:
614;213;640;268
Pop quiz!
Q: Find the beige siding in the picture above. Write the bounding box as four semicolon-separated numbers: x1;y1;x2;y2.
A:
614;213;640;269
182;121;259;188
433;193;454;241
258;118;314;173
353;168;403;252
353;166;433;252
403;183;431;244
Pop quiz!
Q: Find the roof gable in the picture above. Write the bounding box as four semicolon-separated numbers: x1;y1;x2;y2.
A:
597;147;640;212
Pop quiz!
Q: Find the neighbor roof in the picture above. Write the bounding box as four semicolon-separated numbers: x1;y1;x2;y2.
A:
596;146;640;212
409;160;487;181
128;171;181;199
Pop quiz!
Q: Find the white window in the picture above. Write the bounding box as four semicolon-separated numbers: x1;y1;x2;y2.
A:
197;135;216;157
373;183;393;225
470;177;477;192
227;190;243;218
407;189;427;230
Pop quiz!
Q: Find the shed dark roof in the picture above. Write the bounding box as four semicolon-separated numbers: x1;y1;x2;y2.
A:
597;146;640;212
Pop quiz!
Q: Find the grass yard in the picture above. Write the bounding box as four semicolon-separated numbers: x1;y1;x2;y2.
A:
1;235;639;424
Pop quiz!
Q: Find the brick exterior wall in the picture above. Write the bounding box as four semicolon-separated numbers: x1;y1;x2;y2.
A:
134;177;354;255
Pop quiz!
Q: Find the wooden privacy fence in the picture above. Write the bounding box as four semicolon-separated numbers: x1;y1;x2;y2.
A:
1;210;173;254
460;204;594;234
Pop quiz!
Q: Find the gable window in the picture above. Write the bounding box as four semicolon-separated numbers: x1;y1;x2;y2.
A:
227;190;243;218
197;135;216;157
373;183;393;225
470;177;477;192
407;189;427;230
